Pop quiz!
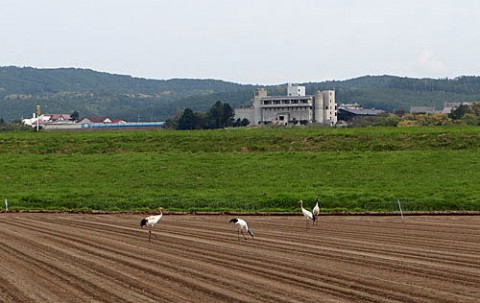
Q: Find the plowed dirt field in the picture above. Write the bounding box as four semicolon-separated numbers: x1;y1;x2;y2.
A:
0;214;479;302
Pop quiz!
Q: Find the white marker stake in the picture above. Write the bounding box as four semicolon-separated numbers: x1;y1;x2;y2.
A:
5;198;8;213
397;199;404;220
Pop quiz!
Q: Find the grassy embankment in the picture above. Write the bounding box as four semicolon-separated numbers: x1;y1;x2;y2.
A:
0;126;479;212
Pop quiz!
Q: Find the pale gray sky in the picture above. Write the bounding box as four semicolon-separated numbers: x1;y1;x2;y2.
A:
1;0;479;84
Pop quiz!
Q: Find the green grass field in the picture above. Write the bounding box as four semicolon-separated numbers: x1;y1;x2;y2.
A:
1;126;479;212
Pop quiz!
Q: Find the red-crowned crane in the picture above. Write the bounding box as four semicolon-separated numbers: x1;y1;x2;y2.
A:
140;207;164;241
299;200;315;229
312;201;320;225
229;218;254;241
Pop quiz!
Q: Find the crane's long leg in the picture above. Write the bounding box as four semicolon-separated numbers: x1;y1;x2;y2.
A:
241;230;247;240
237;229;240;241
148;230;152;242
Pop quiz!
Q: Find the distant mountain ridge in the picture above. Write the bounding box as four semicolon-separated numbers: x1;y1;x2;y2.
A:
0;66;254;122
1;66;480;122
0;66;247;94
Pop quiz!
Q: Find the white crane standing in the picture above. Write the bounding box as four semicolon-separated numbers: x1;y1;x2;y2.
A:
312;201;320;225
140;207;164;241
299;200;315;229
229;218;254;241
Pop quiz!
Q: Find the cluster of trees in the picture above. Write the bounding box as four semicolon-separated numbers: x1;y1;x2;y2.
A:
347;103;480;127
396;113;454;127
448;103;480;120
165;101;249;130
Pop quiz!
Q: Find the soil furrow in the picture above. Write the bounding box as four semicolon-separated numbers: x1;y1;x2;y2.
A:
1;214;479;303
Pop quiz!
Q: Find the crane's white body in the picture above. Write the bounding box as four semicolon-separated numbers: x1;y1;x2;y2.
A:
312;202;320;225
230;218;254;240
299;200;315;229
140;208;163;241
141;213;163;227
312;202;320;216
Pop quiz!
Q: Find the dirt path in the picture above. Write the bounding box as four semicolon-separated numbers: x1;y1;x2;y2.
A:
0;214;479;302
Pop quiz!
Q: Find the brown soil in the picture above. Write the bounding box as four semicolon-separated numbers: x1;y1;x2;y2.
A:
0;214;479;302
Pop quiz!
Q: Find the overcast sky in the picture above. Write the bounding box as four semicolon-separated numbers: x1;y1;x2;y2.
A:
1;0;480;84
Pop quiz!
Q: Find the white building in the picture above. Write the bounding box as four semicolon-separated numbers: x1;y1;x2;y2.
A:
22;113;73;127
235;84;337;126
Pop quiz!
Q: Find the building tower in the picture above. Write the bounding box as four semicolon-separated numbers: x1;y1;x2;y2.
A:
314;91;324;123
252;88;267;125
287;83;306;96
323;90;337;125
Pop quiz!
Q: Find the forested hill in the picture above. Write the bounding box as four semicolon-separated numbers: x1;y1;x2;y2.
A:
1;66;480;122
0;66;247;94
0;66;253;122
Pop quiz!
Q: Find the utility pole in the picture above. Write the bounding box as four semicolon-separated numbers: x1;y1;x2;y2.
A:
36;105;41;131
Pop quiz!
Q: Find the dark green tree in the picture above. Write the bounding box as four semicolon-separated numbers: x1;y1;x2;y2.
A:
234;118;241;127
233;118;250;127
240;118;250;127
206;101;234;129
223;103;234;127
70;110;80;122
206;101;223;129
448;104;472;120
195;111;208;129
177;108;197;130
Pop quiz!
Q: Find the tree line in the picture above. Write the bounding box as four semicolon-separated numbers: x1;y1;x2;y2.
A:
165;101;249;130
347;102;480;127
